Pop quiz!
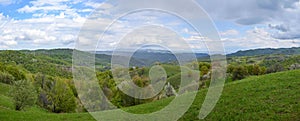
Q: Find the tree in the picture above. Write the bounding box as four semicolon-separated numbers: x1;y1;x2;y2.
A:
137;67;145;76
0;71;15;84
232;65;248;81
260;66;267;75
132;75;146;87
246;65;254;75
0;62;5;71
10;80;37;111
200;66;209;76
227;64;235;73
5;65;26;81
252;64;261;75
46;79;76;113
267;63;284;73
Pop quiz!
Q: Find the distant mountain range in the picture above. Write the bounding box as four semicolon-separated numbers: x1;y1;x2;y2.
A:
95;47;300;65
227;47;300;57
2;47;298;68
96;49;209;66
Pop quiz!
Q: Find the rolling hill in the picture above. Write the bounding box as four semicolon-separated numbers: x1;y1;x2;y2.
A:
1;70;299;120
227;47;300;57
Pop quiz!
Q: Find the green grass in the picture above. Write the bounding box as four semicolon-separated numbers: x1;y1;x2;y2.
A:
180;69;300;121
0;109;95;121
0;83;14;110
161;65;181;77
0;70;299;121
0;83;10;96
109;70;299;121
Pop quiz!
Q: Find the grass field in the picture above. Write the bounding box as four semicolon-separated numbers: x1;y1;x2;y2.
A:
0;70;299;121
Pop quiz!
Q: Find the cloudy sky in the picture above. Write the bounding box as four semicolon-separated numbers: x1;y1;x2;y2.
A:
0;0;299;53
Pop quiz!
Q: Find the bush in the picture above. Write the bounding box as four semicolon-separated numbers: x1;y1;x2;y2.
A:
252;64;261;75
267;63;284;73
5;65;26;81
46;79;76;113
0;71;15;84
232;65;248;81
10;80;37;111
200;66;209;76
33;74;76;113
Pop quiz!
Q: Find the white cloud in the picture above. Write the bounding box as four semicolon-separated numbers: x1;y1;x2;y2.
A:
222;27;300;53
196;0;300;39
0;12;86;49
77;9;93;13
17;0;83;20
84;2;113;9
113;25;193;51
0;35;17;45
220;29;239;36
1;0;299;52
0;13;9;28
12;0;120;49
0;0;101;49
18;4;69;13
17;0;74;13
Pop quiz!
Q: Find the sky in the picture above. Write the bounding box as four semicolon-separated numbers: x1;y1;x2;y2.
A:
0;0;299;53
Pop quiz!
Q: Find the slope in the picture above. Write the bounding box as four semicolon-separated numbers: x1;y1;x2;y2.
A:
0;70;299;121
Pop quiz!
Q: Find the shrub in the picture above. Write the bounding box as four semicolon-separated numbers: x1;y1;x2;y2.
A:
10;80;37;111
200;66;209;76
267;63;284;73
5;65;26;81
252;64;261;75
232;65;248;81
0;71;15;84
46;79;76;113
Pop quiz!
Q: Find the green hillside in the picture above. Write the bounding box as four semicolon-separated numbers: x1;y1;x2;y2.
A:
228;47;300;57
124;69;300;120
1;70;299;120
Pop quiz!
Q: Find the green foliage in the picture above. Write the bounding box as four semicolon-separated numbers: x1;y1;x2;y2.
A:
0;50;73;78
232;65;248;81
228;47;300;57
267;63;285;73
45;79;76;113
136;67;146;76
0;83;11;96
246;64;254;75
198;62;211;70
9;80;37;111
260;66;267;75
0;71;15;84
96;70;153;107
228;64;267;81
161;65;181;77
200;66;209;76
32;74;76;113
0;62;4;70
123;70;300;121
246;64;265;75
167;73;181;89
3;65;26;81
18;69;287;120
227;64;235;73
1;48;300;120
